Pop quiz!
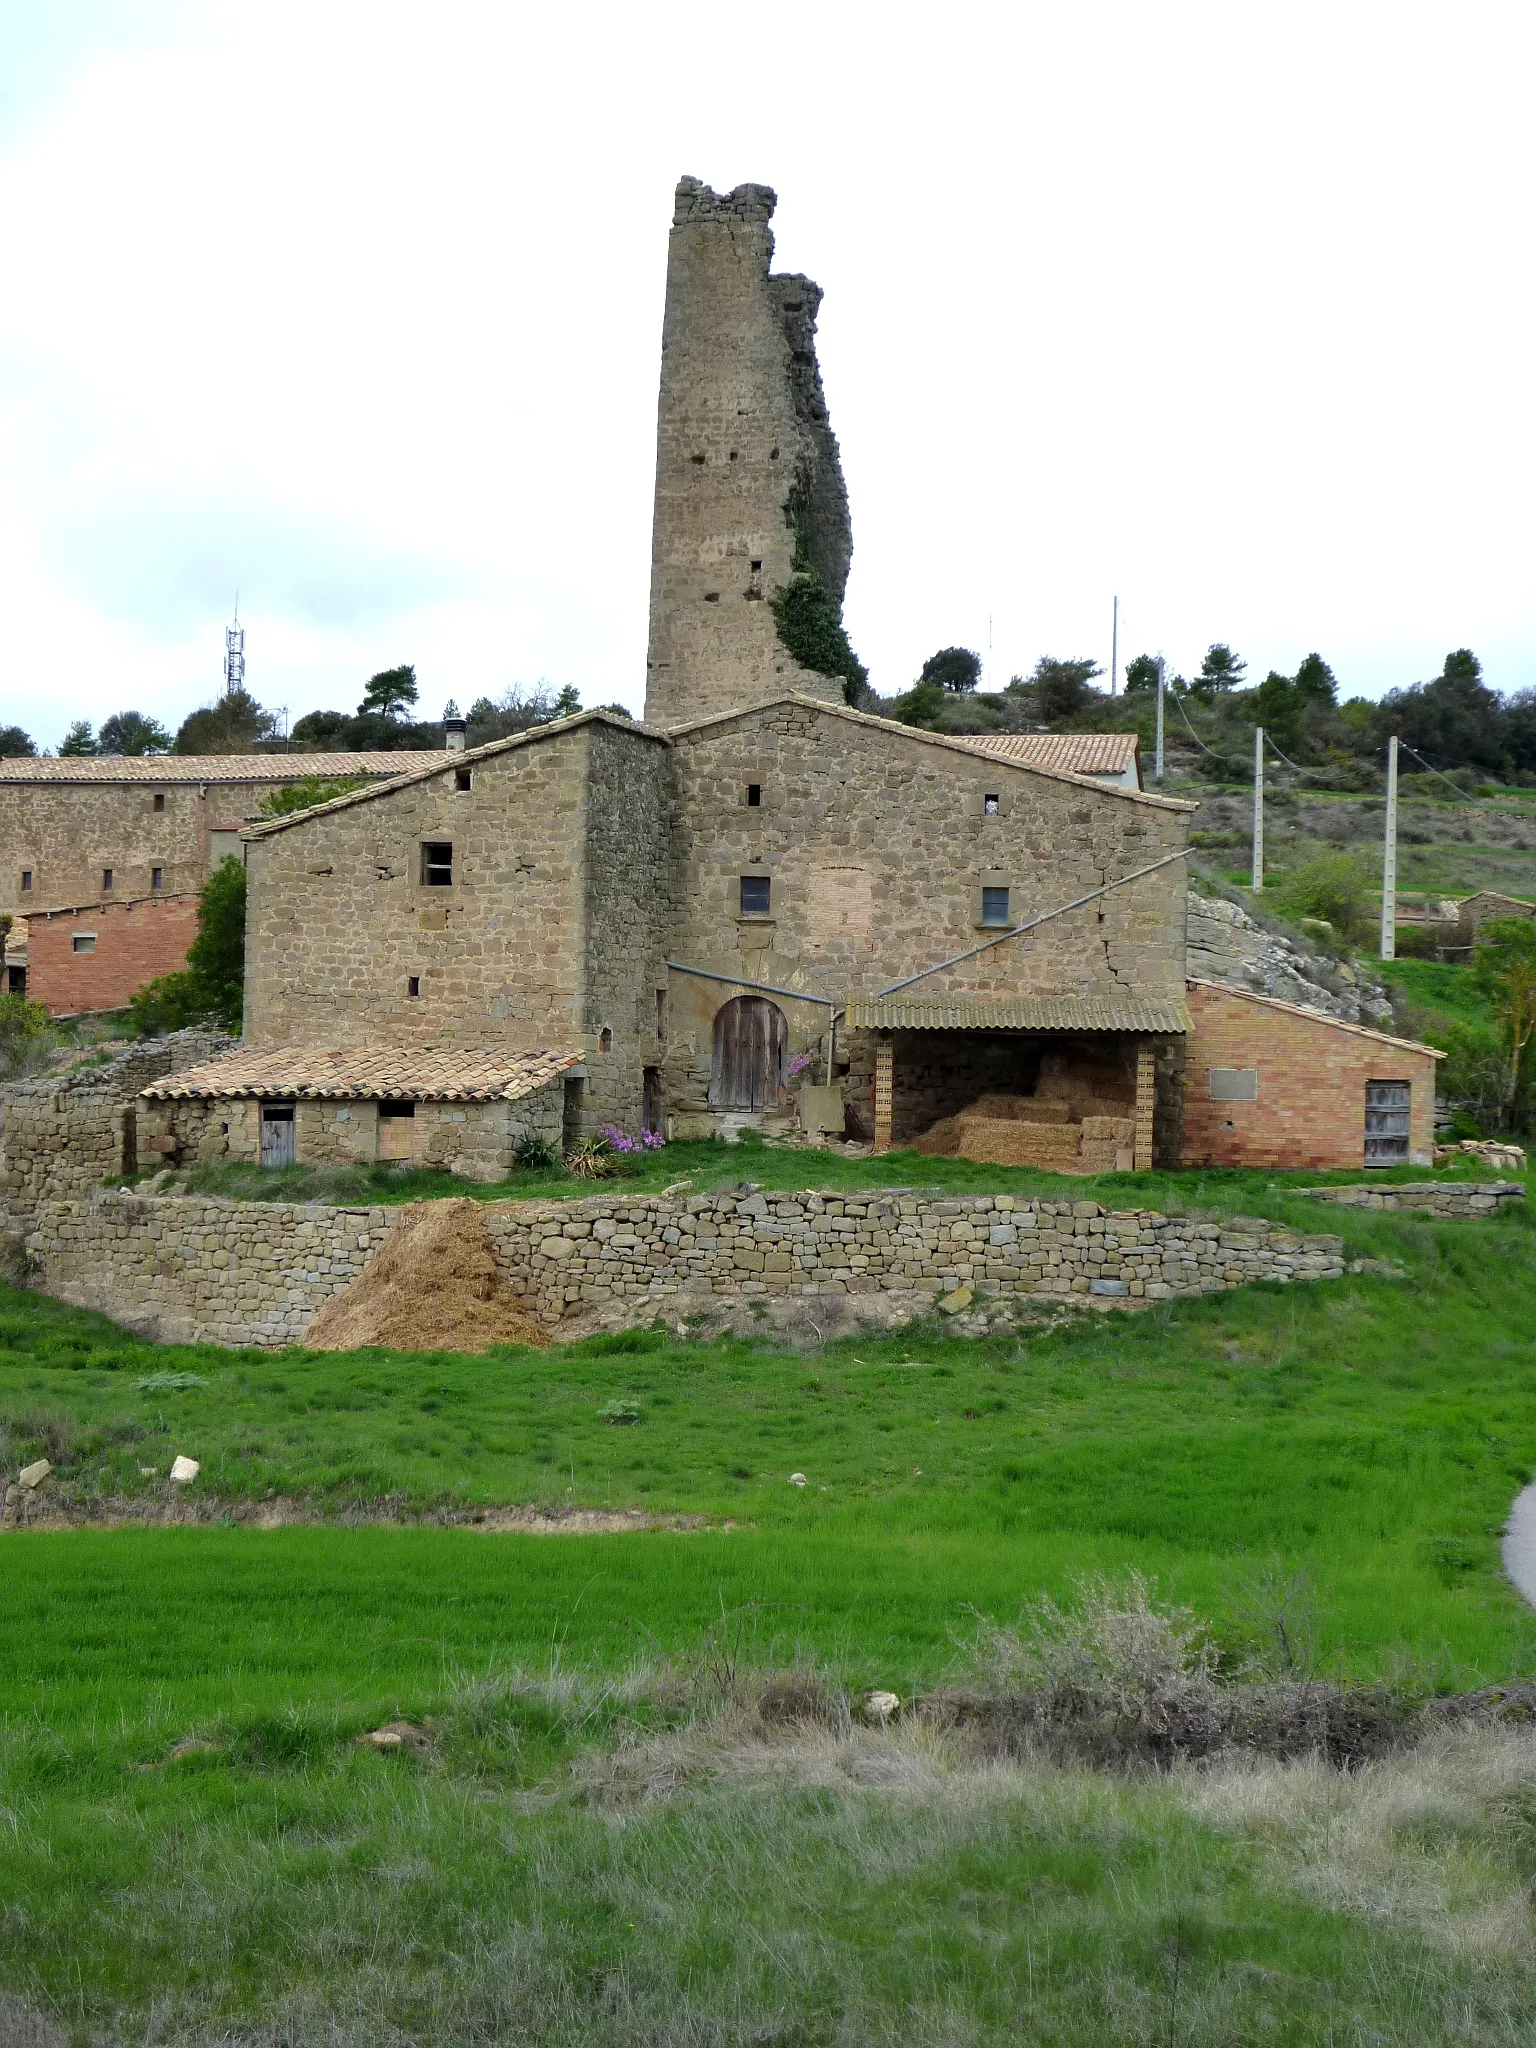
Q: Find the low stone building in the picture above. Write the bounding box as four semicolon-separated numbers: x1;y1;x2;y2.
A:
1182;981;1441;1170
138;1045;582;1180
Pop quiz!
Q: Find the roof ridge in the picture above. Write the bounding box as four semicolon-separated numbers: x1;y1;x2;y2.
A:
243;710;667;838
666;693;1193;810
1185;977;1444;1057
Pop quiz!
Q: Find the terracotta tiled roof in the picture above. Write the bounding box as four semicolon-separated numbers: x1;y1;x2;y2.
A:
1186;979;1444;1057
955;733;1141;780
0;753;450;783
844;995;1188;1033
141;1045;585;1103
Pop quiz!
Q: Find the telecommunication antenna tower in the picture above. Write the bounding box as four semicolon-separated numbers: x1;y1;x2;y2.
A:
224;600;245;697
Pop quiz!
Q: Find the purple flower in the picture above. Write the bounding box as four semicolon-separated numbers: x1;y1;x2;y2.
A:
788;1052;813;1077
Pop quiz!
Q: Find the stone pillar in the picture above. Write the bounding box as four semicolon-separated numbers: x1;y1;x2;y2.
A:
1134;1042;1155;1171
873;1040;894;1154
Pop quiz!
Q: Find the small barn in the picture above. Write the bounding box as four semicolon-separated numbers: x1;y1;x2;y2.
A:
1182;980;1441;1171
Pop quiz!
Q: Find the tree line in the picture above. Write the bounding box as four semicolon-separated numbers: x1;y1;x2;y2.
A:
866;643;1536;787
0;667;621;761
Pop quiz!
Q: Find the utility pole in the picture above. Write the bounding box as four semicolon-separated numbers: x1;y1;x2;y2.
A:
1252;726;1265;891
1154;655;1165;782
1380;733;1399;960
1111;596;1118;696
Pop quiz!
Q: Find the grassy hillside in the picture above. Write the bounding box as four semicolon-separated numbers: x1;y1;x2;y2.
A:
6;1192;1536;2043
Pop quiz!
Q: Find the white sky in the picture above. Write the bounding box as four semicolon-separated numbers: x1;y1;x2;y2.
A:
0;1;1532;751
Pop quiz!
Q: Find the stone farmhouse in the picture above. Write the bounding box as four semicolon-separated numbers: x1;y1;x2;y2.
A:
133;176;1439;1179
0;750;452;1013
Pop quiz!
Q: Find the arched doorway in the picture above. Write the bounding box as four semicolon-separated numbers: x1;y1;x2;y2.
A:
709;996;788;1111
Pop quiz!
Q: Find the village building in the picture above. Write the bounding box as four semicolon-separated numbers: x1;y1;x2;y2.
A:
132;175;1437;1179
0;750;452;1012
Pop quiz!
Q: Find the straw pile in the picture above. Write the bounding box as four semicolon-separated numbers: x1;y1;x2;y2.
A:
303;1199;549;1353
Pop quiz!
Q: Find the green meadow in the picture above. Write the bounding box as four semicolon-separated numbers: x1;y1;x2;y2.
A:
5;1184;1536;2042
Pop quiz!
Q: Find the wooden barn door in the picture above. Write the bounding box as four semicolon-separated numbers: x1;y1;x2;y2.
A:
709;996;788;1111
260;1103;296;1168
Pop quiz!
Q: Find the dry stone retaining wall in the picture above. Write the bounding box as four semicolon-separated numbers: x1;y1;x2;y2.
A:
28;1187;1351;1348
1297;1180;1524;1218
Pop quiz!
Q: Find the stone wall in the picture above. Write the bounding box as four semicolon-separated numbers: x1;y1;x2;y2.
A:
644;177;847;728
1296;1180;1524;1217
0;1027;233;1218
1184;981;1439;1171
26;1186;1349;1347
17;891;200;1016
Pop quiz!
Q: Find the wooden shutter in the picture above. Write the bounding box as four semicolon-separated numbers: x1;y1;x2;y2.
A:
1364;1079;1411;1166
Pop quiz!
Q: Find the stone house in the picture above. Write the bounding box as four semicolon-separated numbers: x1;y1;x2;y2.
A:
139;691;1194;1177
0;752;452;923
5;890;200;1016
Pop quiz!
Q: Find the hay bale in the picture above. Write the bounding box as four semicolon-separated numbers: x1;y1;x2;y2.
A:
1081;1116;1135;1143
914;1116;963;1157
970;1094;1074;1124
304;1199;549;1354
956;1116;1084;1169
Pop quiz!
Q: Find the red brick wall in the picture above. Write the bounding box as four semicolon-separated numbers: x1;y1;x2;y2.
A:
21;894;200;1016
1182;982;1439;1170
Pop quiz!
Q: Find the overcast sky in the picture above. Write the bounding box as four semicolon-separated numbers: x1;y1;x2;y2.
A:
0;1;1531;750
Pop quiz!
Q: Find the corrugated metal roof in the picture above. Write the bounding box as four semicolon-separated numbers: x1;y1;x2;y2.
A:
956;733;1141;778
141;1045;584;1103
0;753;450;784
1185;980;1444;1057
845;995;1188;1033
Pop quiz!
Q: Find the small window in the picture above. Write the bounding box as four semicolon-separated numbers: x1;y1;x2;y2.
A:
980;886;1010;927
152;793;165;812
1208;1068;1259;1102
151;867;164;890
704;591;720;603
407;975;421;997
454;768;472;792
102;868;114;892
72;932;97;954
19;870;31;893
983;793;1000;816
746;783;762;807
599;1026;613;1053
740;875;771;917
656;987;668;1041
421;841;453;887
750;558;762;573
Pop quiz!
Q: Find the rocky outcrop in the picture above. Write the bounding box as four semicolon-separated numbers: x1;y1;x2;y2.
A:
1185;890;1393;1028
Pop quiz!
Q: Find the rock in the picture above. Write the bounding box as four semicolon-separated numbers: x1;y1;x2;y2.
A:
1089;1278;1129;1296
168;1455;200;1485
788;1471;808;1487
357;1721;430;1749
17;1459;51;1490
1185;888;1393;1027
862;1689;901;1725
937;1286;974;1314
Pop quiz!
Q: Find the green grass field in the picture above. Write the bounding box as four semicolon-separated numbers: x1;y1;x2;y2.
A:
7;1190;1536;2042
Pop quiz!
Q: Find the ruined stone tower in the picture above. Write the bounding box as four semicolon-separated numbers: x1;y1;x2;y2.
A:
644;177;855;730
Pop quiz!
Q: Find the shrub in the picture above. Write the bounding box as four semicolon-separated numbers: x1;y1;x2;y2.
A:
513;1133;562;1172
128;857;246;1034
0;993;54;1078
1272;853;1376;948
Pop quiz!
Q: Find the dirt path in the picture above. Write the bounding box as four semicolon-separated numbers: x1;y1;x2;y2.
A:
0;1494;717;1535
1502;1482;1536;1604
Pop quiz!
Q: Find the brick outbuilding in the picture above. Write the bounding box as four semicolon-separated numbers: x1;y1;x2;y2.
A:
6;892;200;1017
1183;979;1442;1170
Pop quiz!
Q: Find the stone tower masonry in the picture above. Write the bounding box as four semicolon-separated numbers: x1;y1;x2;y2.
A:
644;177;854;729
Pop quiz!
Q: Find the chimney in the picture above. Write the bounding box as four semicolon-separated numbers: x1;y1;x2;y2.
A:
443;700;467;753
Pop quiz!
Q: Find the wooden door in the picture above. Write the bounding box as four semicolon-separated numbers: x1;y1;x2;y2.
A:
709;996;788;1111
260;1104;296;1168
1364;1079;1411;1166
